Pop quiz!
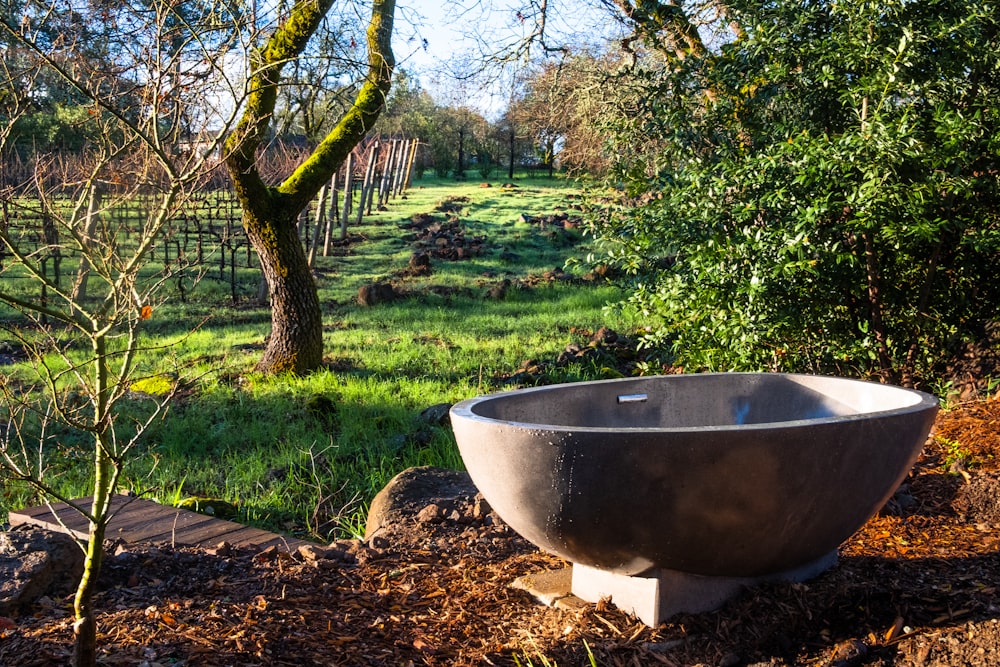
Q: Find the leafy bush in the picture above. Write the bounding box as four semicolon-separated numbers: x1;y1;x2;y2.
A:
594;1;1000;386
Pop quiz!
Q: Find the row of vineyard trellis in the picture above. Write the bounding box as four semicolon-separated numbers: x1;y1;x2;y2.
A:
0;137;421;306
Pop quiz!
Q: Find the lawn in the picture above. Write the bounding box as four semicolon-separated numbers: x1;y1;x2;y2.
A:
0;175;641;540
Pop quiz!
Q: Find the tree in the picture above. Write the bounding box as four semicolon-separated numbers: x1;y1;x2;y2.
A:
270;12;367;142
225;0;395;375
375;78;494;180
376;70;436;137
593;0;1000;386
510;52;625;176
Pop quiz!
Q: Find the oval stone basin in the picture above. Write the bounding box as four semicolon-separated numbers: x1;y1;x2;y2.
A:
450;373;938;580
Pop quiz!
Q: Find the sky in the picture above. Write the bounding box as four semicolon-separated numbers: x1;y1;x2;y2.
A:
387;1;621;116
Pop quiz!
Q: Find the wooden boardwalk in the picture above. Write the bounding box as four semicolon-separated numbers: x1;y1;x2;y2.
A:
9;495;313;552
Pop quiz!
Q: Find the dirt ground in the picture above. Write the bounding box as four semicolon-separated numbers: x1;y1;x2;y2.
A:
1;398;998;666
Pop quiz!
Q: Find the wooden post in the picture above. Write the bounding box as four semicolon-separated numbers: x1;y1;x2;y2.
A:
307;183;327;268
219;239;226;281
364;142;381;216
378;140;398;208
297;201;310;245
392;139;407;198
340;152;354;240
508;128;515;180
230;244;238;303
257;274;269;305
323;172;338;256
356;141;380;225
42;210;61;288
0;199;7;269
196;219;204;265
403;138;419;190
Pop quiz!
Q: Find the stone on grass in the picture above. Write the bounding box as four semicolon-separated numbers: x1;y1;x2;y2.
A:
419;403;452;427
358;282;396;306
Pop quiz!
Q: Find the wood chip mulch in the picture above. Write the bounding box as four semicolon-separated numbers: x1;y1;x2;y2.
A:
1;399;999;666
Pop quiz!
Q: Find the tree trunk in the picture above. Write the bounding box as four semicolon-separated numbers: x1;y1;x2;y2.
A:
223;0;395;374
862;231;895;381
72;518;107;667
356;142;380;225
508;129;515;179
244;208;323;374
323;172;338;256
73;336;117;667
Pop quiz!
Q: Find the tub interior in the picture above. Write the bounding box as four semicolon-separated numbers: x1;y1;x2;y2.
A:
469;373;924;429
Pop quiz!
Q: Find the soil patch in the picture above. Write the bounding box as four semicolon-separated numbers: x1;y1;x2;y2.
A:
399;217;487;262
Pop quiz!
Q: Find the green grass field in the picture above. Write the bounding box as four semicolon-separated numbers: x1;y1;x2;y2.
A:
0;175;642;540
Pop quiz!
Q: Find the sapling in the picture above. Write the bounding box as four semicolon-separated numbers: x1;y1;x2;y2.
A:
0;1;240;662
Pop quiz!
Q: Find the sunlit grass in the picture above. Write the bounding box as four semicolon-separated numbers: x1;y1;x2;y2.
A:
1;175;638;540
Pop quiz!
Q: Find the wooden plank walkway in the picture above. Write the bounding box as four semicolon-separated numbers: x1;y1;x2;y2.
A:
9;495;313;553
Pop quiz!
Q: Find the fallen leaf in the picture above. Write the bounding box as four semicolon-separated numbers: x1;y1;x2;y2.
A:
884;616;904;642
413;638;435;652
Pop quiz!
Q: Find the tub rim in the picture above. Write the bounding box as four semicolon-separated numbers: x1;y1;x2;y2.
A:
450;372;939;434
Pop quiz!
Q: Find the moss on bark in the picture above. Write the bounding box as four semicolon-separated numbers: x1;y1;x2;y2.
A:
226;0;396;374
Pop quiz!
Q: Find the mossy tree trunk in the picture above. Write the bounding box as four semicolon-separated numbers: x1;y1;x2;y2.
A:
225;0;395;375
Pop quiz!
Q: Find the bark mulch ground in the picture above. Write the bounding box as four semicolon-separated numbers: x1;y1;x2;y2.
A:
1;398;998;666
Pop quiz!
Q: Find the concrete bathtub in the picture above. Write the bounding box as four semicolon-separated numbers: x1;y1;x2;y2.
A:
450;373;938;624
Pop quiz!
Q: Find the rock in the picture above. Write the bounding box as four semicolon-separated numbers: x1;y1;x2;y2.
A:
296;544;350;563
419;403;452;426
358;282;396;306
416;504;443;523
206;541;233;557
0;525;84;615
472;494;491;520
364;467;479;542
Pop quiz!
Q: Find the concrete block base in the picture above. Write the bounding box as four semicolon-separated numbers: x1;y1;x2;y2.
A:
571;550;839;626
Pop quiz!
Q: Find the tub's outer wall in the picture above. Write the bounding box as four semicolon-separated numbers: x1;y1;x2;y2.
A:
451;374;938;578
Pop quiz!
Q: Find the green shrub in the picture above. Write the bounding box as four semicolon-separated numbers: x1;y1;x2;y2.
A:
594;1;1000;387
